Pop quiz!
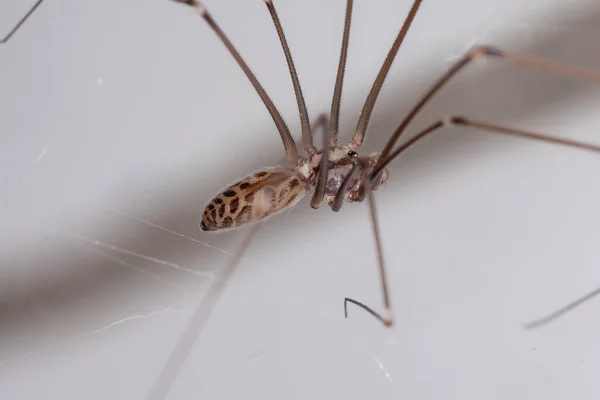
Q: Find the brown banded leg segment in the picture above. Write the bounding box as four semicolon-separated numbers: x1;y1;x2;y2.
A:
264;0;314;154
349;0;424;150
172;0;299;165
372;115;600;179
310;113;331;209
376;46;600;168
329;0;354;148
312;0;354;208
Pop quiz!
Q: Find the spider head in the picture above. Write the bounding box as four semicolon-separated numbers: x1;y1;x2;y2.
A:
326;145;360;166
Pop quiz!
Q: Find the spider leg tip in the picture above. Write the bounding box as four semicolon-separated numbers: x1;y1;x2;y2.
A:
522;322;539;330
383;309;394;327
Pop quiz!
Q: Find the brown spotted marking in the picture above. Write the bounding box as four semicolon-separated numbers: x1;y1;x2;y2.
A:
285;192;299;207
222;216;233;228
200;168;307;232
278;187;290;202
230;197;239;213
235;205;253;224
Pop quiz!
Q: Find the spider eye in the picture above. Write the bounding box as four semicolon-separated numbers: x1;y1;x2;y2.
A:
347;150;358;158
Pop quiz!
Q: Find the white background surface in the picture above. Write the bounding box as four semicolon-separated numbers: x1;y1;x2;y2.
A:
1;0;600;399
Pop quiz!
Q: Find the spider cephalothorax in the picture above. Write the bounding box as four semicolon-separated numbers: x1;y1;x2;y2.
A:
313;148;390;208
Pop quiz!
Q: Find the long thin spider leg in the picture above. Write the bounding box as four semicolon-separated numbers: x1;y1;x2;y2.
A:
349;0;424;150
0;0;45;44
310;113;331;209
350;115;600;328
523;286;600;330
344;164;394;327
344;298;389;325
377;45;600;168
372;115;600;179
264;0;314;154
172;0;299;165
329;0;354;148
310;0;354;209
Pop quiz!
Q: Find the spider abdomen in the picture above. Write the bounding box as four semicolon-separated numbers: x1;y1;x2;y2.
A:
201;167;307;232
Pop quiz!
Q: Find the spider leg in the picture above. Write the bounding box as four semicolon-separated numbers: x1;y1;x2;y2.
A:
523;286;600;330
0;0;45;44
310;113;331;209
329;0;354;148
172;0;299;164
376;45;600;168
312;0;354;207
372;115;600;180
343;159;394;327
265;0;314;154
350;0;424;150
348;114;600;328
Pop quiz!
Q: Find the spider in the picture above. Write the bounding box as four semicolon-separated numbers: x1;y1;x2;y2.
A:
173;0;600;327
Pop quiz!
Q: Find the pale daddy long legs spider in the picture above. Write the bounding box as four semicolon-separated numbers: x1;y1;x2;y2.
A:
172;0;600;327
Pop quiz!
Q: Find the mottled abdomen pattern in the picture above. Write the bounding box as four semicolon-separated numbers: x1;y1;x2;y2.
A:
201;168;306;232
